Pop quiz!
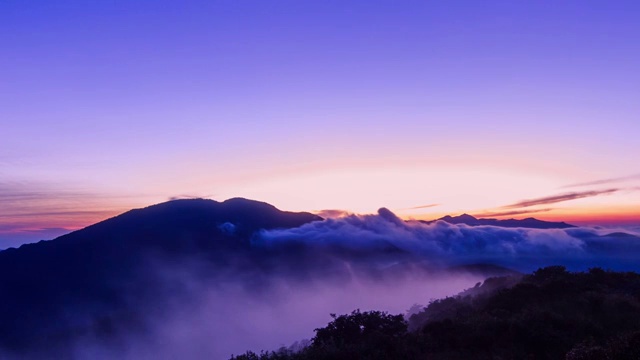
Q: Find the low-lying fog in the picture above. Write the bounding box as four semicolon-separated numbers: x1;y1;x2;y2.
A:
73;268;482;359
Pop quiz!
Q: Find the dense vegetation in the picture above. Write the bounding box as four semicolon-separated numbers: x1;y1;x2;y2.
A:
231;267;640;360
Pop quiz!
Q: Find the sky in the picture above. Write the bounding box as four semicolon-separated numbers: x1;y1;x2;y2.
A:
1;0;639;246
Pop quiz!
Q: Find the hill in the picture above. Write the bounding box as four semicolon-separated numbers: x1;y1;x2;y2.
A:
231;267;640;360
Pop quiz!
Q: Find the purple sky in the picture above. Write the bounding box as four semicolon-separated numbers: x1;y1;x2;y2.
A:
1;1;639;246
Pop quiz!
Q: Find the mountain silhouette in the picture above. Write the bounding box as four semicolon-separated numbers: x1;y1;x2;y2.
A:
425;213;575;229
0;198;321;355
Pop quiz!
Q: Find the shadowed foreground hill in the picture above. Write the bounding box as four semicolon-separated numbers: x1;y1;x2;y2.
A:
232;267;640;360
0;198;321;355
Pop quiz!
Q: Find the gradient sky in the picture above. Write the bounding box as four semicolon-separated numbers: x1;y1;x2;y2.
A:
2;0;639;246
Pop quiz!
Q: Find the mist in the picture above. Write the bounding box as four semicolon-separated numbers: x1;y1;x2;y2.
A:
63;258;483;360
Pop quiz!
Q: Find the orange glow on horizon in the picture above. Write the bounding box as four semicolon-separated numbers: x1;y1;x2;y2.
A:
399;206;640;226
532;208;640;226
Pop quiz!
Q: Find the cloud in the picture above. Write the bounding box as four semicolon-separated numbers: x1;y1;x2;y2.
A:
0;185;91;203
562;173;640;188
502;189;619;209
313;209;351;218
401;204;440;210
0;210;116;218
168;194;214;201
0;182;123;209
0;181;141;246
0;223;71;233
473;208;554;218
256;208;640;272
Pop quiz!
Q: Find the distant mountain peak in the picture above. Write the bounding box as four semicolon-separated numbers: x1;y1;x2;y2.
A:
458;213;478;221
436;213;480;225
428;213;575;229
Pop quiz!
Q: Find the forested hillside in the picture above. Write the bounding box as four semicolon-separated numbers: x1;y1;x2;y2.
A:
231;267;640;360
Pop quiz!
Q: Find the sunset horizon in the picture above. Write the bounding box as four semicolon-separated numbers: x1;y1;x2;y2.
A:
2;1;640;358
3;1;639;248
3;187;639;248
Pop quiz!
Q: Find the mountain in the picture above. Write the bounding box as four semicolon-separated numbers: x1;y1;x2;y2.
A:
0;198;322;355
424;213;575;229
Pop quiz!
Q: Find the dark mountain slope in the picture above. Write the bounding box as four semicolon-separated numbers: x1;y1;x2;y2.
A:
48;197;321;248
0;198;321;354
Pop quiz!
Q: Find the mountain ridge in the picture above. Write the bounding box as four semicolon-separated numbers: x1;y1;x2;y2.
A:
422;213;575;229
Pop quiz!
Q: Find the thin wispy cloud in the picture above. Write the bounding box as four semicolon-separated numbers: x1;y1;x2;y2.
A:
168;194;215;201
562;173;640;188
401;204;440;210
473;208;554;218
0;181;147;241
503;189;619;209
0;210;117;219
0;186;92;203
0;223;71;234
